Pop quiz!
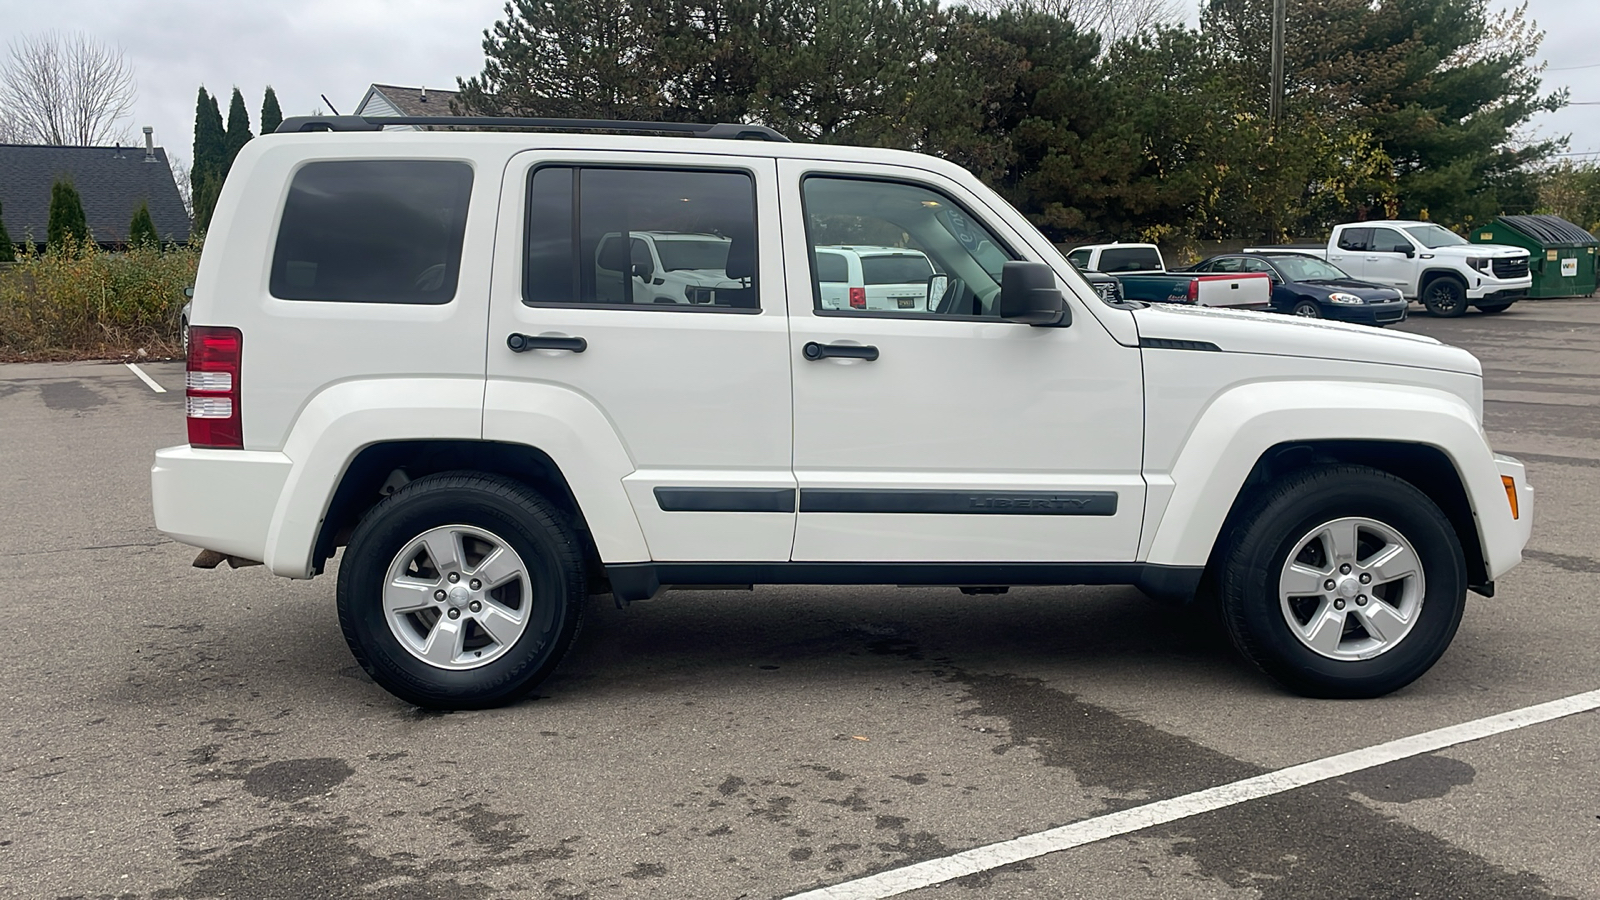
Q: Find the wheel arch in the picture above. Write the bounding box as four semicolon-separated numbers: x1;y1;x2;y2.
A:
1208;441;1488;591
1418;268;1467;295
1142;381;1511;593
312;440;605;582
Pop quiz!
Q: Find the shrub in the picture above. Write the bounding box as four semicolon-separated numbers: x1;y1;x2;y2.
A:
0;239;199;360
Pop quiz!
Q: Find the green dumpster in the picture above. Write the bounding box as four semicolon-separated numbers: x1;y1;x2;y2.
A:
1469;214;1598;299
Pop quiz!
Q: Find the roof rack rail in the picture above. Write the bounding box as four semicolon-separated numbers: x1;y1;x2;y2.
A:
274;115;789;142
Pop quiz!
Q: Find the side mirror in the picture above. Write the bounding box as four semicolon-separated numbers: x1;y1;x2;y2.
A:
925;274;949;311
999;261;1069;326
631;261;654;280
1402;247;1415;258
183;286;195;298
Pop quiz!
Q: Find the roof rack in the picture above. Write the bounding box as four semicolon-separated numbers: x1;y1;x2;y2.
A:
274;115;789;143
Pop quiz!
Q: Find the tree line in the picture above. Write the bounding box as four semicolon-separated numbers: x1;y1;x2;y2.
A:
455;0;1577;244
190;86;283;234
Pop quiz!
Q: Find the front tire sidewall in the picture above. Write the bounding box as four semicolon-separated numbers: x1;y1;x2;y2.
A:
1222;469;1466;698
338;477;584;709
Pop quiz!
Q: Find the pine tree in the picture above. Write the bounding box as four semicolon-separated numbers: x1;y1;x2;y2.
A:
224;87;253;171
129;201;159;248
0;199;15;262
47;179;90;251
261;86;284;135
192;87;228;234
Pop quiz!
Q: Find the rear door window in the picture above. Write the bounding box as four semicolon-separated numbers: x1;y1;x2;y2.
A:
1337;228;1372;252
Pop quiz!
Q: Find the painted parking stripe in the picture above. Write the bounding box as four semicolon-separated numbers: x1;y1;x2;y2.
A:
787;688;1600;900
124;362;167;393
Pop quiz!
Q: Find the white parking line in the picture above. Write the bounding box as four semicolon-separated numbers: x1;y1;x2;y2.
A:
787;688;1600;900
124;362;167;394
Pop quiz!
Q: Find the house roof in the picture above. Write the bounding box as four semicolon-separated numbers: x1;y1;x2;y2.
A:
0;143;190;245
354;84;464;122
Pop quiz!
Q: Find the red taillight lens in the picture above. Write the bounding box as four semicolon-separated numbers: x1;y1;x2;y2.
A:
1187;279;1199;302
849;287;867;309
186;326;242;448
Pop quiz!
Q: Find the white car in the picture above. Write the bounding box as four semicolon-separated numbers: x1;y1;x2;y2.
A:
1247;221;1532;316
152;114;1532;708
593;231;745;305
815;245;938;311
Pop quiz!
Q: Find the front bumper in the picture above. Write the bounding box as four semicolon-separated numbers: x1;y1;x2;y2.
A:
1486;453;1534;580
1323;300;1408;325
151;445;293;563
1474;288;1526;305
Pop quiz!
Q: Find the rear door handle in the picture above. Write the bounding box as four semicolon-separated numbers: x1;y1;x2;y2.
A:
803;341;879;361
508;333;586;353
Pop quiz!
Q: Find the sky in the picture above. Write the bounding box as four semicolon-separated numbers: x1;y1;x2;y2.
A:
2;0;1598;175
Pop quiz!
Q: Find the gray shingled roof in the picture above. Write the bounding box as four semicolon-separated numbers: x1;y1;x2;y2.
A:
362;84;463;117
0;143;191;246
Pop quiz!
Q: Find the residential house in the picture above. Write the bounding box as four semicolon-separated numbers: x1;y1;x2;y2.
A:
0;128;190;247
353;84;464;130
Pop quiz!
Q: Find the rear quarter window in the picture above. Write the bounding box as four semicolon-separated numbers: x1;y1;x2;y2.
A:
861;255;934;284
815;252;850;284
269;160;474;304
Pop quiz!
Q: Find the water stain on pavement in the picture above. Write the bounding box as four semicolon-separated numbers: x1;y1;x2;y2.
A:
1345;753;1477;803
240;758;355;802
38;379;106;411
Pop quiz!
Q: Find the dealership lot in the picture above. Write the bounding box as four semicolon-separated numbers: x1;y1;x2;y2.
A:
3;300;1599;899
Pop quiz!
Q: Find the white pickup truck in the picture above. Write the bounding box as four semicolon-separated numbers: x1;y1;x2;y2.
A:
154;115;1532;708
1066;242;1272;309
1248;222;1531;316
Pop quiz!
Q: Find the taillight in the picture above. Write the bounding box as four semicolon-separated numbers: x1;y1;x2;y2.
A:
1187;279;1199;303
186;326;243;448
849;287;866;309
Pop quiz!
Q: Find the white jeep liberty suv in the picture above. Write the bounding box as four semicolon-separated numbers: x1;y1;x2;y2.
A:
152;115;1533;709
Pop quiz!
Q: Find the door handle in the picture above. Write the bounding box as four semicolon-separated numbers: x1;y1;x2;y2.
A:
508;333;587;353
803;341;878;361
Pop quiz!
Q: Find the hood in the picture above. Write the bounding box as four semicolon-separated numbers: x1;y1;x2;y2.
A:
1131;304;1481;376
1431;243;1526;258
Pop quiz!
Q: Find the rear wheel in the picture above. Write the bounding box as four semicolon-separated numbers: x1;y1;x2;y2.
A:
337;472;586;709
1421;277;1468;317
1218;465;1466;698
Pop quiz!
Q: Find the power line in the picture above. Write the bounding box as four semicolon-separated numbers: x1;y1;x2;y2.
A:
1548;62;1600;71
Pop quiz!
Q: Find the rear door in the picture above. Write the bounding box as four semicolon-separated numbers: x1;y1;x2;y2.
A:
1365;227;1418;290
1329;227;1371;276
483;151;796;562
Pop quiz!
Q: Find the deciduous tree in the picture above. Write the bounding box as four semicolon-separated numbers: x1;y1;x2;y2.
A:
0;31;136;145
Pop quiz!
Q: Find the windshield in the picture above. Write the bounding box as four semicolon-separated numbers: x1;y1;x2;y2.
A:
1403;224;1468;249
862;255;935;285
1269;256;1351;281
654;238;731;271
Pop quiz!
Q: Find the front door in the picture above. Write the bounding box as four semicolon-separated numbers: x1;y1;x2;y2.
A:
778;161;1146;564
485;151;795;562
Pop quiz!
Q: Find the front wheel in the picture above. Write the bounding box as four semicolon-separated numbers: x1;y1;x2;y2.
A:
1292;299;1321;318
337;473;586;709
1421;277;1468;317
1218;465;1466;698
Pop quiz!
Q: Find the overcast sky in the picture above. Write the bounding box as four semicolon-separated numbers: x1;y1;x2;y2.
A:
4;0;1597;174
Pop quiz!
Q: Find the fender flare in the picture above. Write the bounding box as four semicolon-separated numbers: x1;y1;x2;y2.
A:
1142;381;1515;577
262;378;649;578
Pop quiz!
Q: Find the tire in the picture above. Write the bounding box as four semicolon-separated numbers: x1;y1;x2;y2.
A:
1292;299;1321;318
1218;465;1466;698
1476;301;1514;314
337;472;586;709
1421;277;1468;317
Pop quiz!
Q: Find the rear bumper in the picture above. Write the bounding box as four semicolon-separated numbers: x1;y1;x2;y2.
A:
151;445;292;563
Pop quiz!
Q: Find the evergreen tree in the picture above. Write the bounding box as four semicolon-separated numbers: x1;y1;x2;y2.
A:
261;86;284;135
224;87;253;170
0;199;15;262
129;201;159;248
47;179;89;251
191;87;227;234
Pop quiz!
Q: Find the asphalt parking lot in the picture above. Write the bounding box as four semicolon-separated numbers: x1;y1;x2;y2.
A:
3;299;1599;900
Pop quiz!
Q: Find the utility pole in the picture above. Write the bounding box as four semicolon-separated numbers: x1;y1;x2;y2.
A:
1269;0;1287;130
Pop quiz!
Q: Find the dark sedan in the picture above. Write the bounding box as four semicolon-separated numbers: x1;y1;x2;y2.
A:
1191;253;1409;326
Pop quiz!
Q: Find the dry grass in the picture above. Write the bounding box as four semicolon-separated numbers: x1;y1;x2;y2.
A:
0;240;198;361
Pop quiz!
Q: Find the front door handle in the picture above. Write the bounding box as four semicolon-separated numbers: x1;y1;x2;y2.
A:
803;341;879;361
508;333;587;353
